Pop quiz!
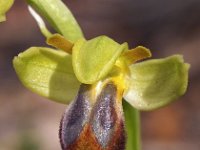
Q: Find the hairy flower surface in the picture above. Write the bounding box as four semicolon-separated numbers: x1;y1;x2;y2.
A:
10;0;189;150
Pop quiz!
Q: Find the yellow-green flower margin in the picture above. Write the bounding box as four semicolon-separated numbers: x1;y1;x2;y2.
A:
0;0;14;22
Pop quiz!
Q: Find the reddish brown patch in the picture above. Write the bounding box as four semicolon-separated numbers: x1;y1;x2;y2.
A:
61;82;126;150
106;119;126;150
65;119;125;150
66;124;101;150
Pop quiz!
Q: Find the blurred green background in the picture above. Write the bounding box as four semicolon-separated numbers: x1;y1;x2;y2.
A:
0;0;199;150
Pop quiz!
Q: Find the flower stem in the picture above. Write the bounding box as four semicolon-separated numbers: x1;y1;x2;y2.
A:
123;100;141;150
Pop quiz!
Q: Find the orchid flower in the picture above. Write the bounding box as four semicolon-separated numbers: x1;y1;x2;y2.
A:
9;0;189;150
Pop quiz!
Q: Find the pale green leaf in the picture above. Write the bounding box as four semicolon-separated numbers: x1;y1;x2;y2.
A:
124;55;190;111
0;0;14;22
13;47;80;104
26;0;84;42
72;36;128;84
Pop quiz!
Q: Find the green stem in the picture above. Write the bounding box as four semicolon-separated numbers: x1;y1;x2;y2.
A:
123;100;141;150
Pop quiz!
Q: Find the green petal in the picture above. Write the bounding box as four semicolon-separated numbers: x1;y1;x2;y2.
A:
46;33;74;54
26;0;84;42
72;36;128;84
121;46;152;65
13;47;80;104
124;55;190;111
0;0;14;22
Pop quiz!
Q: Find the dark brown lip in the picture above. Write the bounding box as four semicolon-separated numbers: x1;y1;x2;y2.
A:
59;82;126;150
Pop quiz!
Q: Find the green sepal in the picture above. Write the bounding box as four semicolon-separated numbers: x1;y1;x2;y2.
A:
26;0;84;42
0;0;14;22
13;47;80;104
123;55;190;111
72;36;128;84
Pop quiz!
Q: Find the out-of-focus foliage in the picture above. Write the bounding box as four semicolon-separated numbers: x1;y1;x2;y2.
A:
0;0;14;22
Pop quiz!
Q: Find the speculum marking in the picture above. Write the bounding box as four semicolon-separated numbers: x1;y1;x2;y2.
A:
91;83;118;148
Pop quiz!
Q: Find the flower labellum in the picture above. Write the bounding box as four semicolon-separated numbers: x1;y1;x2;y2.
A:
60;79;126;150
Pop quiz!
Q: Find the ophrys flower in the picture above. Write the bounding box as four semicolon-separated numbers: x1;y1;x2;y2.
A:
12;0;189;150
